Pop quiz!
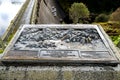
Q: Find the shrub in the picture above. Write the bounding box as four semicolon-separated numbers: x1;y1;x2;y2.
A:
111;35;120;48
117;41;120;48
69;2;90;23
110;7;120;22
95;13;109;22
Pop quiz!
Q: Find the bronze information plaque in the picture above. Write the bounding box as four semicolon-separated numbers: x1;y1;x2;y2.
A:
2;24;119;65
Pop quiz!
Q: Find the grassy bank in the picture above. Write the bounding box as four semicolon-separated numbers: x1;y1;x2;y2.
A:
111;35;120;45
99;22;120;46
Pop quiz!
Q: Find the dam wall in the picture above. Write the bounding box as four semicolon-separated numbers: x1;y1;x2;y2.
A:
37;0;65;24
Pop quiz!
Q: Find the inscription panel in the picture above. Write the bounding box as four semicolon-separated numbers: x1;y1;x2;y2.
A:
39;50;79;58
2;24;119;65
81;51;112;59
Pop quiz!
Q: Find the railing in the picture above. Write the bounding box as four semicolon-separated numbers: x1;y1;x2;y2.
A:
0;0;36;53
31;0;39;24
1;0;30;43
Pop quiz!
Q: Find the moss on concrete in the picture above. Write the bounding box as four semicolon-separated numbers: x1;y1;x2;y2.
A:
0;49;3;54
0;66;120;80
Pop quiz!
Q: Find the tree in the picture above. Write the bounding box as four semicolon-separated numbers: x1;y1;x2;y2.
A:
69;2;90;23
95;13;109;22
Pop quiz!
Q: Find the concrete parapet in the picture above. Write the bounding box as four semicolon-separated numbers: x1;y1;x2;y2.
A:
1;0;31;43
31;0;38;24
0;65;120;80
0;24;120;80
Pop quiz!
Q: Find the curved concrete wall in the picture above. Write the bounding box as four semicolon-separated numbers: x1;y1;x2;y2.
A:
37;0;65;24
38;0;59;24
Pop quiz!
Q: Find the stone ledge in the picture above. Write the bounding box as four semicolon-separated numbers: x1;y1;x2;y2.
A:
0;65;120;80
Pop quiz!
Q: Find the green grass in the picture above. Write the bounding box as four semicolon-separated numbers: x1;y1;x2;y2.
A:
111;35;120;45
96;22;120;47
0;32;14;54
7;34;14;42
99;22;120;34
0;49;4;54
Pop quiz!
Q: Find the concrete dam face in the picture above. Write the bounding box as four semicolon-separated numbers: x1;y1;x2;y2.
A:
37;0;65;24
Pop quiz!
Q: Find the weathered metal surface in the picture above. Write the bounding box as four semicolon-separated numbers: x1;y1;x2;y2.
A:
1;24;119;65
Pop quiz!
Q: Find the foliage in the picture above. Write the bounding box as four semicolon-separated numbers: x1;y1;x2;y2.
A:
69;2;90;23
117;41;120;48
95;14;109;22
99;22;120;46
58;0;120;13
7;34;14;43
0;49;3;54
58;0;120;23
99;22;120;35
111;35;120;45
110;7;120;22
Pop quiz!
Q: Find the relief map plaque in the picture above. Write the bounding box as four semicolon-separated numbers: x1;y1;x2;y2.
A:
2;24;119;65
